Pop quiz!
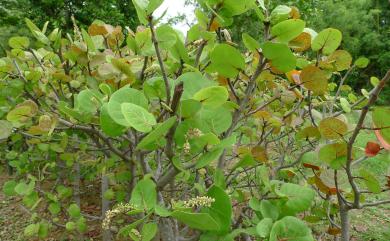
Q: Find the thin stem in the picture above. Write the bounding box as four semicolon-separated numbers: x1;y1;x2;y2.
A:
148;16;171;105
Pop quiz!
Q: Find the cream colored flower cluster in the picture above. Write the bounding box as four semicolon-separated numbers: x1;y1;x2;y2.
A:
102;203;136;230
183;128;203;154
184;196;215;208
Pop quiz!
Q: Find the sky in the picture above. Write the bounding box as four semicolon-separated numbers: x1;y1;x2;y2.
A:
154;0;196;33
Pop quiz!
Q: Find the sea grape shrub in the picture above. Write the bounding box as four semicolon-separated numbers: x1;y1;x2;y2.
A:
0;0;389;240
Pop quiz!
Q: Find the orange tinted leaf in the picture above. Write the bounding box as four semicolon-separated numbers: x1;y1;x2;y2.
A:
289;32;311;52
374;128;390;150
251;146;268;162
286;70;301;84
319;117;348;140
290;6;301;19
314;175;337;195
365;141;381;157
327;227;342;235
303;163;320;171
210;19;220;31
301;65;329;95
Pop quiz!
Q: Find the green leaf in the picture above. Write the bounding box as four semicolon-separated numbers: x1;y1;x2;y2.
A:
156;25;177;49
8;36;30;49
132;0;164;24
256;218;273;238
242;33;260;51
130;178;157;210
222;0;255;16
2;180;17;196
141;223;158;241
193;86;229;107
270;216;314;241
81;29;96;52
318;143;347;169
196;148;224;168
136;116;177;150
103;189;115;200
108;86;148;126
180;72;216;100
76;217;87;233
354;57;370;68
121;103;156;132
67;204;81;219
195;106;232;134
340;98;351;113
75;89;103;114
111;58;136;79
171;211;220;231
24;223;39;237
179;99;202;118
48;202;61;215
38;222;49;238
100;103;126;137
66;221;76;231
319;117;348;140
279;183;315;214
0;120;13;139
262;42;296;73
195;135;236;168
360;169;381;194
270;5;291;24
15;182;29;196
204;185;232;233
271;19;305;43
370;76;380;87
312;28;342;55
260;200;279;221
209;44;245;78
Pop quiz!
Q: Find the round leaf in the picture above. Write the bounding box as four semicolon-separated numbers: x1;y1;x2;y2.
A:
8;36;30;49
193;86;229;107
312;28;342;55
271;19;306;43
301;65;329;95
121;103;156;133
100;103;126;137
107;86;148;126
262;42;296;73
0;120;13;139
354;57;370;68
270;216;313;241
319;117;348;140
209;44;245;78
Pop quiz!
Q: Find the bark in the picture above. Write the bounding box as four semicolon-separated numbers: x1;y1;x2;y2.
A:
339;205;350;241
155;192;177;241
101;172;112;241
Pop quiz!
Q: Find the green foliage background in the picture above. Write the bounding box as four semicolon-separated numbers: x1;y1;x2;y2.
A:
229;0;390;103
0;0;139;54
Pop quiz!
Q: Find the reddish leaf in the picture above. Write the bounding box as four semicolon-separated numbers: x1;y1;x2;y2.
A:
328;187;338;195
365;141;381;157
303;163;320;171
375;129;390;150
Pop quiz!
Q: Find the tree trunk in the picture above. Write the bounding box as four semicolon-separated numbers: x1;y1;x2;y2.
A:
339;206;350;241
101;171;112;241
155;192;177;241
